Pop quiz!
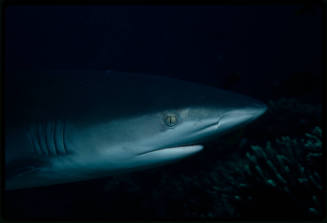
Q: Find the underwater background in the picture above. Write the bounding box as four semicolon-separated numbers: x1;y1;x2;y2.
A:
3;4;324;220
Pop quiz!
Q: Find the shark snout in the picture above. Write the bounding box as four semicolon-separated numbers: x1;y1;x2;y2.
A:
244;102;267;120
218;102;267;131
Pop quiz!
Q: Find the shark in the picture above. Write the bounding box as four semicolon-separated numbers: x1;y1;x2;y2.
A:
4;70;267;190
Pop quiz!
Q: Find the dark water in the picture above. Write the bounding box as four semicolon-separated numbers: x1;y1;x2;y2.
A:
3;4;324;220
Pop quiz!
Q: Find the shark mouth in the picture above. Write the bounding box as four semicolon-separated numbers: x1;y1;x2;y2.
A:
136;145;204;158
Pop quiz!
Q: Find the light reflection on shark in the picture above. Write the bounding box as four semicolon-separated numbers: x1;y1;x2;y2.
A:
5;70;267;190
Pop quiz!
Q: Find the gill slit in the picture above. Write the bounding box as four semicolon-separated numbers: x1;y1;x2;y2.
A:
53;121;60;155
62;120;68;154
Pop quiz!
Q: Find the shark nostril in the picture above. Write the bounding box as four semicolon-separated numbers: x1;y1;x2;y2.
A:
216;116;222;129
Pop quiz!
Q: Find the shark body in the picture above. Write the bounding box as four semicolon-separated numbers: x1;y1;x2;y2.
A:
4;70;266;190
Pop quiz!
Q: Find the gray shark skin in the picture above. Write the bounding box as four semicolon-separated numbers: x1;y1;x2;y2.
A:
4;70;267;190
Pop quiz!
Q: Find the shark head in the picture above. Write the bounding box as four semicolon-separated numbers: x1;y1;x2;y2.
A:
123;93;266;170
65;73;267;176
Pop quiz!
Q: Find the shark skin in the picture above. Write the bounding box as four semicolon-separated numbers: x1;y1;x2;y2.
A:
4;70;267;190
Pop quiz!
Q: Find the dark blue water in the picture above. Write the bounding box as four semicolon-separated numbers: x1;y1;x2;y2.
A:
3;4;324;220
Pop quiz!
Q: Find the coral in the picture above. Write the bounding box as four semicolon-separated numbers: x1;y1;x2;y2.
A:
220;126;324;218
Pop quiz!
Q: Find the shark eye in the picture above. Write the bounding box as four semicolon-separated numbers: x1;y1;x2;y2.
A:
164;114;178;127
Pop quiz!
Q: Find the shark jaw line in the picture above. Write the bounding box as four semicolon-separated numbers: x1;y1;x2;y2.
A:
136;144;204;157
135;121;218;157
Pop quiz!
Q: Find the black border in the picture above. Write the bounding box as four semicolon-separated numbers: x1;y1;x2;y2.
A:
0;1;326;222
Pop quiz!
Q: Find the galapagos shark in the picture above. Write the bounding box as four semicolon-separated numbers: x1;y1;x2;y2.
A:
4;70;267;190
